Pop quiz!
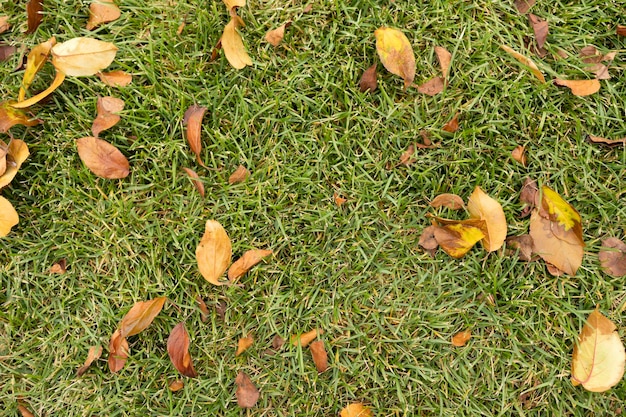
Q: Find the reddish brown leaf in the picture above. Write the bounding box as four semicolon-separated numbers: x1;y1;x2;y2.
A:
97;70;132;87
169;379;184;392
272;334;285;349
235;372;259;408
430;194;465;210
418;225;439;257
416;130;438;149
580;46;601;63
26;0;43;34
554;78;600;96
236;335;254;356
399;144;416;166
435;46;452;81
77;345;103;376
519;178;538;218
587;135;626;147
618;25;626;36
76;137;130;179
511;145;527;166
528;14;548;50
215;300;227;321
228;165;250;184
196;295;209;322
599;237;626;277
442;113;459;133
168;322;198;378
108;328;129;373
291;328;323;347
228;249;273;282
451;330;471;347
514;0;535;14
506;235;534;261
334;191;347;206
17;403;35;417
417;77;444;96
92;96;124;137
265;22;291;46
183;104;207;165
309;340;328;373
182;167;205;197
119;297;167;337
0;43;16;62
359;64;377;93
49;258;67;274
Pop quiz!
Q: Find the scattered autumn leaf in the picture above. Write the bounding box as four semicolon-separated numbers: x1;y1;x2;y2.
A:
618;25;626;37
528;14;548;50
77;345;103;376
168;322;198;378
340;403;373;417
571;310;625;392
265;22;291;46
97;70;132;87
196;220;232;285
223;0;246;11
0;102;39;133
272;334;285;349
430;193;465;210
500;45;545;83
108;328;129;373
18;37;56;102
195;295;210;322
374;27;415;89
418;225;439;257
86;0;121;30
598;237;626;277
359;64;377;93
398;144;416;166
587;135;626;147
177;21;186;36
169;379;185;392
417;76;444;96
514;0;535;14
334;191;347;206
51;37;118;77
221;17;252;70
0;43;16;62
92;96;124;137
215;300;227;321
416;130;437;149
49;258;67;274
228;165;249;184
291;328;323;347
236;335;254;356
0;16;9;34
235;372;259;408
0;195;19;237
467;186;507;252
554;78;600;96
119;297;166;337
451;330;471;347
519;178;538;218
228;249;272;282
442;113;459;133
506;235;534;261
511;145;527;166
0;139;30;189
11;70;66;109
76;136;130;179
309;340;328;373
26;0;43;34
435;46;452;81
432;219;486;258
182;168;205;197
17;403;35;417
183;104;207;166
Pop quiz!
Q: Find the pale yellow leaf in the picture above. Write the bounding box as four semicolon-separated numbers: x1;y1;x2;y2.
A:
374;27;415;89
18;37;56;102
52;37;118;76
0;195;18;237
196;220;232;285
0;139;29;189
467;186;507;252
221;18;252;70
500;44;545;83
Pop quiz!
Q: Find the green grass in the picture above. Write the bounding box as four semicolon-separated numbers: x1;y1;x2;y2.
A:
1;0;625;415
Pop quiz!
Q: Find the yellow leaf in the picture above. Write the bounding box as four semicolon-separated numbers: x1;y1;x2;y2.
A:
500;44;545;83
0;195;19;237
340;403;373;417
196;220;232;285
11;70;66;109
0;102;41;132
467;186;507;252
0;139;30;189
374;27;415;89
571;310;625;392
540;186;581;232
221;18;252;70
51;37;118;76
223;0;246;10
432;220;485;258
18;37;56;102
554;78;600;96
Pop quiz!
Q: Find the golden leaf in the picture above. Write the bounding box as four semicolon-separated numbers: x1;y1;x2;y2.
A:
432;219;486;258
500;45;545;83
374;27;415;89
0;104;41;132
467;186;507;252
451;330;471;347
18;37;56;102
76;136;130;179
0;139;30;189
51;37;118;76
235;335;254;356
340;403;374;417
0;195;19;237
221;18;252;70
291;328;323;347
11;71;66;109
196;220;232;285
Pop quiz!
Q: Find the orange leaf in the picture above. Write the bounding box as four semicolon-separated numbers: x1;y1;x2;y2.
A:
235;372;259;408
467;186;507;252
333;191;347;206
618;25;626;37
183;104;206;165
417;77;444;96
500;45;545;83
196;220;232;285
451;330;471;347
108;328;129;373
169;379;185;391
76;136;130;179
49;258;67;274
195;295;210;322
228;249;273;281
430;193;465;210
340;403;373;417
511;145;527;166
17;403;35;417
182;168;205;197
398;143;415;166
554;78;600;96
26;0;43;34
228;165;250;184
309;340;328;373
0;139;30;189
291;328;323;347
86;0;121;31
167;322;198;378
265;22;291;46
0;16;9;34
77;345;103;376
235;335;254;356
119;297;167;337
0;195;19;237
374;27;415;89
442;113;459;133
97;70;132;87
92;96;124;137
587;135;626;147
221;17;252;70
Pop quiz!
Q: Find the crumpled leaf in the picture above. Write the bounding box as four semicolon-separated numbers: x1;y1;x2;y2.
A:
618;25;626;37
587;135;626;147
432;219;486;258
571;310;625;392
221;17;252;70
97;70;132;87
235;335;254;356
417;76;444;96
340;403;373;417
0;139;30;189
0;43;16;62
182;167;205;197
528;14;548;50
228;165;249;184
519;178;538;218
86;0;121;31
467;186;507;252
11;70;66;109
120;297;167;337
0;195;19;237
183;104;207;165
505;234;534;261
49;258;67;274
291;328;323;347
26;0;43;34
309;340;328;373
108;328;129;373
511;145;527;166
168;322;198;378
92;96;124;137
500;45;545;83
554;78;600;96
418;225;439;257
228;249;273;282
430;194;465;210
598;237;626;277
18;37;56;102
76;136;130;179
235;372;259;408
51;37;118;77
196;220;232;285
451;330;471;347
359;64;377;93
334;191;347;206
265;22;291;46
77;345;102;376
374;27;415;89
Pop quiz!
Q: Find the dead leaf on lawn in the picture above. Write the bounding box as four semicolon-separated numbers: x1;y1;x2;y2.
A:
467;186;507;252
398;144;416;166
272;334;285;349
169;379;185;391
511;145;527;166
359;64;377;93
97;70;132;87
221;17;252;70
77;345;103;376
228;249;273;282
430;194;465;210
228;165;250;184
49;258;67;274
514;0;535;14
0;139;30;189
265;22;291;46
0;44;16;62
291;328;323;347
554;78;600;96
309;340;328;373
0;16;9;34
452;330;471;347
92;96;124;137
26;0;43;34
442;113;459;132
599;237;626;277
17;403;35;417
168;322;198;378
435;46;452;81
108;328;129;373
418;225;439;257
500;45;545;83
223;0;246;12
0;196;19;237
195;295;210;322
618;25;626;36
235;372;259;408
236;335;254;356
11;70;66;109
506;234;534;261
528;14;548;50
215;300;227;321
519;178;538;218
587;135;626;147
76;137;130;179
340;403;373;417
196;220;232;285
416;130;438;149
119;297;167;337
52;37;118;77
17;37;56;103
183;104;207;166
417;77;444;96
182;168;205;197
431;218;486;258
86;0;121;30
334;191;347;206
375;27;416;89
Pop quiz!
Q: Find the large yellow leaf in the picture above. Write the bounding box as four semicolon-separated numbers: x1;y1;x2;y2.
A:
221;17;252;70
467;186;507;252
18;37;56;102
0;139;30;189
51;37;117;76
0;195;18;237
374;27;415;89
571;310;625;392
196;220;232;285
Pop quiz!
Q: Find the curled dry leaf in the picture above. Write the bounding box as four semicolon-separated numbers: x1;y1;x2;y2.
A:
359;64;377;93
587;135;626;147
18;37;56;102
168;323;198;378
52;37;118;77
0;195;19;237
235;372;259;409
571;310;625;392
374;27;416;89
435;46;452;80
108;328;129;373
221;17;252;70
291;328;323;348
442;113;459;133
467;186;507;252
77;345;103;376
528;14;548;50
334;191;347;206
120;297;167;337
11;70;66;109
554;78;600;96
228;249;273;282
86;0;121;31
416;130;437;149
430;194;465;210
26;0;43;34
272;334;285;350
195;295;210;322
505;235;534;262
182;168;205;197
340;403;373;417
598;237;626;277
0;102;39;133
309;340;328;373
228;165;250;184
0;139;30;189
169;380;185;392
223;0;246;11
92;96;124;137
514;0;535;14
183;104;207;165
451;330;471;347
511;145;527;166
49;258;67;274
500;45;545;83
236;335;254;356
265;22;291;46
98;70;132;87
417;77;445;96
76;137;130;179
196;220;232;285
418;225;439;257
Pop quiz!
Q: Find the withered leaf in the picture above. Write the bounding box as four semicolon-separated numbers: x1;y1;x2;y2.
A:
221;17;252;70
182;168;205;197
398;144;416;166
417;77;444;96
418;225;439;257
0;139;30;189
340;403;373;417
92;96;124;137
196;220;232;285
228;165;250;184
86;0;121;31
97;70;132;87
505;235;534;261
52;37;118;77
309;340;328;373
416;130;437;149
430;194;465;210
49;258;67;274
265;22;291;46
235;372;259;408
168;323;198;378
183;104;206;165
17;404;35;417
120;297;166;337
528;14;548;50
195;295;209;322
223;0;246;11
0;43;16;62
432;219;486;258
215;300;227;321
0;16;9;34
236;335;254;356
108;328;129;373
334;191;347;206
272;334;285;349
77;345;103;376
26;0;43;34
291;328;323;347
359;64;377;93
467;186;507;252
375;27;416;89
442;113;459;133
554;78;600;96
587;135;626;147
451;330;471;347
519;178;538;218
500;45;545;83
0;102;41;133
228;249;273;282
598;237;626;277
435;46;452;81
12;70;66;109
76;137;130;179
514;0;535;13
618;25;626;37
169;379;185;392
511;145;527;166
0;196;19;237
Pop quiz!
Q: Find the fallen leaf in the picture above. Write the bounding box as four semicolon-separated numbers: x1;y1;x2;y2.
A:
506;235;534;261
580;46;601;63
265;22;291;46
11;70;66;109
291;328;323;347
554;78;600;96
76;136;130;179
430;194;465;210
86;0;121;30
228;249;273;282
514;0;535;13
416;130;438;149
451;330;471;347
435;46;452;81
309;340;328;373
374;27;416;89
587;135;626;147
77;345;103;376
0;16;9;34
519;178;538;218
303;3;313;13
333;191;347;206
432;219;486;258
0;139;30;189
528;14;548;50
26;0;43;34
51;37;118;77
196;220;232;285
598;237;626;277
177;21;186;36
97;70;132;87
228;165;249;184
17;403;35;417
587;63;610;80
0;195;19;237
119;297;166;337
108;328;129;373
359;64;377;93
169;380;184;392
467;186;507;252
571;310;625;392
49;258;67;274
618;25;626;37
236;335;254;356
195;295;210;322
182;168;205;197
18;37;56;102
223;0;246;11
340;403;373;417
546;262;564;276
272;334;285;349
168;323;198;378
221;17;252;70
511;145;527;166
92;96;124;137
0;44;16;62
398;144;415;166
417;77;445;96
500;45;545;83
183;104;207;166
418;225;439;257
235;372;259;408
442;113;459;132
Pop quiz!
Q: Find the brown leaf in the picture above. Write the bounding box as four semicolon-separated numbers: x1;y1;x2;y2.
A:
467;186;507;252
86;0;121;30
168;323;198;378
442;113;459;133
340;403;373;417
221;17;252;70
272;334;285;349
77;345;103;376
511;145;527;166
26;0;43;34
291;328;323;347
505;235;534;261
580;46;601;63
587;135;626;147
303;3;313;13
97;70;132;87
119;297;167;337
0;16;9;34
215;300;227;321
92;96;124;137
183;104;207;165
618;25;626;37
418;225;439;257
176;21;186;36
76;137;130;179
431;219;486;258
500;45;545;83
587;63;610;80
598;237;626;277
223;0;246;11
416;130;438;149
0;102;41;134
554;78;600;96
546;262;564;276
49;258;67;274
519;178;538;218
435;46;452;81
228;165;250;184
236;335;254;356
235;372;259;408
375;27;416;89
169;379;184;392
451;330;471;347
17;403;35;417
514;0;535;13
265;22;291;47
108;328;129;373
228;249;273;282
417;77;444;96
399;144;416;166
430;194;465;210
0;43;16;62
196;220;232;285
195;295;209;322
528;14;548;50
334;191;347;207
0;196;19;237
359;64;377;93
182;168;205;197
309;340;328;373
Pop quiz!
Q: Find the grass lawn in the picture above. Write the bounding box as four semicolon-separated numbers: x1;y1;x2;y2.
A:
1;0;625;415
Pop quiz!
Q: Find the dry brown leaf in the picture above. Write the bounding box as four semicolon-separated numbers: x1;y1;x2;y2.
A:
26;0;43;34
0;139;30;189
599;237;626;277
340;403;373;417
0;196;19;237
177;21;186;36
265;22;291;46
431;219;486;258
97;70;132;87
52;37;118;77
303;3;313;13
215;300;227;321
506;234;534;261
374;27;416;89
442;113;459;133
418;225;439;257
195;295;210;322
309;340;328;373
196;220;232;285
0;44;16;62
49;258;67;274
587;135;626;147
183;104;207;165
359;64;377;93
417;77;445;96
169;379;184;392
236;335;254;356
500;45;545;83
618;25;626;36
0;16;9;34
528;14;548;50
77;345;103;376
291;328;323;347
86;0;121;30
546;262;564;276
228;165;250;184
451;330;471;347
435;46;452;81
416;130;438;149
120;297;166;337
168;322;198;378
580;46;601;63
511;145;527;166
108;328;129;373
228;249;273;281
514;0;535;13
92;96;124;137
467;186;507;252
235;372;259;408
399;144;416;166
182;168;205;197
221;17;252;70
519;178;538;218
334;191;347;206
430;194;465;210
76;137;130;179
17;403;35;417
554;78;600;96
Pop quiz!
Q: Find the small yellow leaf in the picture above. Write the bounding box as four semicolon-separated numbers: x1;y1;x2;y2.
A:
467;186;507;252
196;220;232;285
571;310;625;392
18;37;56;102
432;220;486;258
221;18;252;70
554;78;600;96
52;37;118;76
0;139;30;189
0;195;19;237
374;27;415;89
340;403;373;417
500;44;545;83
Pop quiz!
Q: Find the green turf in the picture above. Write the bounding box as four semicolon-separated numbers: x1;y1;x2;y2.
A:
1;0;625;415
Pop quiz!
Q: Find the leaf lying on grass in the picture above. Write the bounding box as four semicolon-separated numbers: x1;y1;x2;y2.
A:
77;345;102;376
374;27;415;89
92;96;124;137
359;64;377;93
168;323;198;378
340;403;373;417
221;17;252;70
236;335;254;356
500;45;545;83
310;340;328;373
86;0;121;31
554;78;600;96
467;186;507;252
97;70;132;87
0;195;19;237
291;328;323;347
598;237;626;277
120;297;167;337
52;37;118;77
196;220;232;285
587;135;626;147
76;136;130;179
228;249;273;282
452;330;471;347
429;193;464;210
0;139;30;188
235;372;259;408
